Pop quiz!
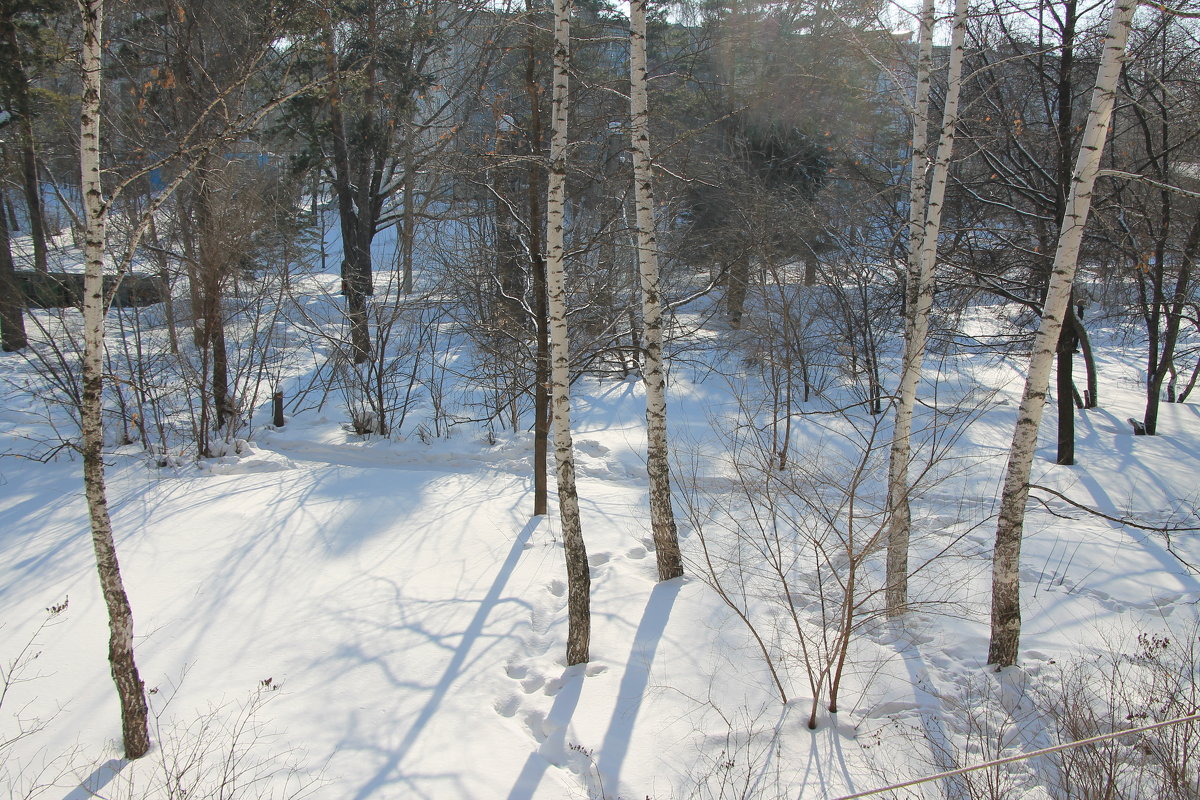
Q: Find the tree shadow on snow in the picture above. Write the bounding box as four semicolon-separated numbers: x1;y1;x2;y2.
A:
344;516;540;800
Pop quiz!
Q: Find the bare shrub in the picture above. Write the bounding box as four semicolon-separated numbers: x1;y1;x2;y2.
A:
869;626;1200;800
76;677;320;800
1;600;74;800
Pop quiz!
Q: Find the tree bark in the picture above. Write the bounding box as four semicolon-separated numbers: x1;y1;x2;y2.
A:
1055;316;1078;465
321;11;373;364
524;24;550;519
547;0;589;665
0;194;28;351
724;252;750;329
1076;310;1098;408
78;0;151;758
630;0;683;582
20;114;48;274
401;122;415;296
193;162;233;435
885;0;968;615
988;0;1135;667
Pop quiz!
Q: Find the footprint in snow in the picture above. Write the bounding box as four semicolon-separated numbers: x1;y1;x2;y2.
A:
523;710;548;743
575;439;610;457
588;552;611;567
625;546;647;560
547;579;566;598
494;694;520;718
530;606;553;636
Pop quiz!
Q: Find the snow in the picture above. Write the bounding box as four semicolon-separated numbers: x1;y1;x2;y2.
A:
2;223;1200;799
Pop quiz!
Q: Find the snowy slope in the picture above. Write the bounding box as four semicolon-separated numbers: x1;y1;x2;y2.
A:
2;233;1200;799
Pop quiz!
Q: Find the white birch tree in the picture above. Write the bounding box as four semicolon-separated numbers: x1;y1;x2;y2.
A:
988;0;1137;667
77;0;151;759
547;0;590;666
884;0;970;616
630;0;684;582
72;0;331;753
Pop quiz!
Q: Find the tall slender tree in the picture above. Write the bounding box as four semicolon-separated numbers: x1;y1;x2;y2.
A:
885;0;970;616
547;0;590;666
77;0;151;759
72;0;329;751
630;0;683;582
987;0;1136;668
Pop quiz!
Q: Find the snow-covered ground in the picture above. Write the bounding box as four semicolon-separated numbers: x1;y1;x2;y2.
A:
2;224;1199;799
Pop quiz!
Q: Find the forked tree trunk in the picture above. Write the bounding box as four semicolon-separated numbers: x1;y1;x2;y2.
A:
193;163;233;434
630;0;683;582
78;0;151;758
1144;217;1200;435
885;0;968;615
988;0;1135;667
547;0;590;666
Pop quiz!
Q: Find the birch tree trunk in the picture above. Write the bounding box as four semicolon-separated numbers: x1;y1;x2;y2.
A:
885;0;968;615
78;0;151;758
987;0;1136;667
630;0;683;582
547;0;590;666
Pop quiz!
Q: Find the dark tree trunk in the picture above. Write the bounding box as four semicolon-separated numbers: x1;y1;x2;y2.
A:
1;11;49;273
194;165;233;432
525;30;550;519
20;115;48;273
1076;311;1098;408
1056;320;1077;465
533;249;550;518
401;126;415;295
0;194;28;351
322;12;374;365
